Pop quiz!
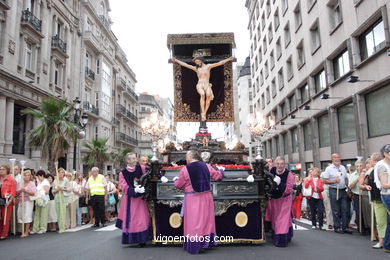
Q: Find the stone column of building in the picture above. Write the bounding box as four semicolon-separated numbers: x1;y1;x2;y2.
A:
298;124;305;172
311;117;320;168
4;98;14;155
0;95;6;154
354;93;369;159
329;108;339;154
31;116;42;165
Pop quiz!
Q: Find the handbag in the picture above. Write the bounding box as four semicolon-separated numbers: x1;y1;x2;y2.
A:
302;180;312;197
108;194;116;205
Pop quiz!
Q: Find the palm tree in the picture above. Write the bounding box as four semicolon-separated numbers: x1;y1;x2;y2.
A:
111;147;133;170
82;138;111;172
23;97;79;173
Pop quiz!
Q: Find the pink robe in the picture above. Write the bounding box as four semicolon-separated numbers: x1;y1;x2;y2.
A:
117;165;150;244
174;164;222;254
265;170;294;247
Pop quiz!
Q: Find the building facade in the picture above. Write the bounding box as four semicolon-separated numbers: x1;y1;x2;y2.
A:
0;0;139;174
246;0;390;173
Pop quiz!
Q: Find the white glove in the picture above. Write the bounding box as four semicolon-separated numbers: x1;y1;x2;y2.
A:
134;185;145;194
173;176;179;182
216;166;225;172
247;175;254;183
160;176;169;183
274;176;281;186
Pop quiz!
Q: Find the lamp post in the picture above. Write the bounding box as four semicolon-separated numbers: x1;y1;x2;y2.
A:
72;97;88;171
141;112;170;161
247;112;275;161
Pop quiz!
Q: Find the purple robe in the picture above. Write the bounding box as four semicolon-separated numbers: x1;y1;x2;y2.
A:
265;167;294;247
174;162;223;254
116;164;150;244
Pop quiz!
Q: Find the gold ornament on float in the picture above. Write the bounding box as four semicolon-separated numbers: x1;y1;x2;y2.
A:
169;212;182;228
235;211;248;227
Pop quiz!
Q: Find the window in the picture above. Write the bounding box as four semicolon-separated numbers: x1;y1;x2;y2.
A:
85;52;90;69
274;8;280;30
25;43;33;70
280;102;287;118
263;37;267;54
278;68;284;90
260;70;264;86
318;114;330;147
289;93;297;111
328;0;342;31
338;103;357;143
258;47;263;62
300;84;310;104
282;133;288;154
261;94;265;109
256;77;259;92
291;128;299;153
86;18;93;32
270;50;275;69
284;22;291;47
275;136;280;156
101;61;112;119
268;23;273;42
266;0;271;17
282;0;288;14
310;20;321;53
54;63;61;86
257;24;261;39
261;12;266;29
255;56;258;71
286;56;293;80
366;85;390;137
303;122;313;150
359;19;386;60
294;1;302;31
254;35;257;50
266;87;270;104
276;37;282;59
333;49;350;79
297;41;305;68
264;60;269;78
307;0;317;11
12;105;27;155
271;79;277;98
314;69;327;93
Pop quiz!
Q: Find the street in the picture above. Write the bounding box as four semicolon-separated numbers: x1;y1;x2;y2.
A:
0;220;386;260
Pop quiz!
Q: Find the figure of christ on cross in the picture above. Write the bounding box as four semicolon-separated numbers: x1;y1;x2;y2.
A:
172;56;234;121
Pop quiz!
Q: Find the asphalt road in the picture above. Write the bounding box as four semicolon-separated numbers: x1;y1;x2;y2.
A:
0;220;387;260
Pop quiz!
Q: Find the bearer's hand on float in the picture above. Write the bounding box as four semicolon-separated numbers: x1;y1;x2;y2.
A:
216;166;225;172
273;176;281;186
246;175;254;183
160;176;169;183
134;185;145;194
173;176;179;182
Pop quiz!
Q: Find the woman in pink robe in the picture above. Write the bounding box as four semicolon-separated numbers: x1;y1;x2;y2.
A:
116;153;150;246
265;157;294;247
174;151;223;254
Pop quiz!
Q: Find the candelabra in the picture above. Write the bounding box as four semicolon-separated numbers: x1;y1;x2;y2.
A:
141;112;170;161
247;112;275;160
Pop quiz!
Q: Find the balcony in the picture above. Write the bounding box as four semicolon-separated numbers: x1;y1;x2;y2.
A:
111;117;120;126
83;101;99;116
20;9;43;38
126;110;138;123
99;15;111;30
125;86;139;101
0;0;10;10
51;35;68;60
85;67;95;81
83;31;100;53
116;77;126;90
116;104;126;116
116;132;138;146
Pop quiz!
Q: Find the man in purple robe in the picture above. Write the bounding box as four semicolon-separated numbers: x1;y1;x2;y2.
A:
116;153;150;246
265;156;294;247
173;150;223;254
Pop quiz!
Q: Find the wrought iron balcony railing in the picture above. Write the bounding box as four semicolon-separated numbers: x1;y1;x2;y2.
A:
117;132;138;146
85;67;95;80
51;35;67;54
21;9;42;32
83;101;99;116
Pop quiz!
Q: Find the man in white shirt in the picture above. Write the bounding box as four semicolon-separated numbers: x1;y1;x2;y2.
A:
322;153;351;234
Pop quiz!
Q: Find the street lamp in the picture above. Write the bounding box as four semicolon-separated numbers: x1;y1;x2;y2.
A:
73;97;88;170
247;112;275;161
346;76;374;83
141;112;170;161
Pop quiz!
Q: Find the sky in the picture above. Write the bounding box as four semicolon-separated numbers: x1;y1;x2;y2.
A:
109;0;250;142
